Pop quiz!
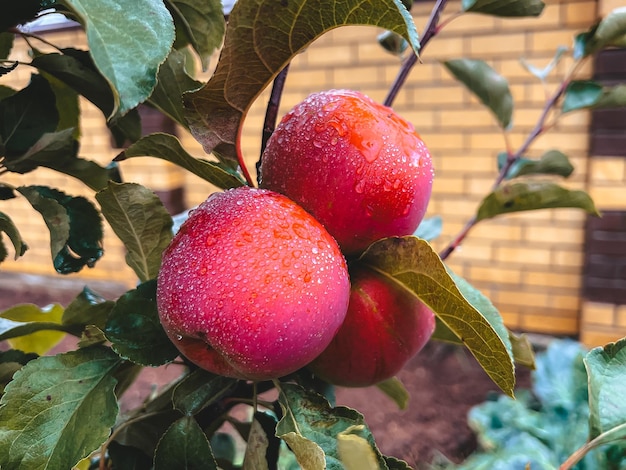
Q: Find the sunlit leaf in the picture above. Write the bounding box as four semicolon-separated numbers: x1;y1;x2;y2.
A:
0;346;120;470
0;303;65;355
184;0;420;162
0;211;28;261
338;425;380;470
59;0;175;118
115;133;244;190
172;368;238;416
498;150;574;179
376;377;409;410
153;416;218;470
476;181;600;221
443;59;513;129
104;280;179;366
509;332;535;369
96;182;173;282
360;237;515;397
462;0;545;17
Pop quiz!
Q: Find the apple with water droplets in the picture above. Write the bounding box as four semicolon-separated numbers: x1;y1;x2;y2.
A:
156;186;350;380
308;263;436;387
260;89;434;256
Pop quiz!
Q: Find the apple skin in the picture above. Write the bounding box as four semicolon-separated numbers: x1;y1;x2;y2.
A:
156;186;350;381
260;89;434;256
308;263;436;387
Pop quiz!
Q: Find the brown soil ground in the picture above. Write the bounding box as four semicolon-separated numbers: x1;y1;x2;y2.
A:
0;272;531;468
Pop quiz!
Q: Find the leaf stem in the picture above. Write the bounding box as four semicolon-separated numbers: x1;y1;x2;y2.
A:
236;121;255;187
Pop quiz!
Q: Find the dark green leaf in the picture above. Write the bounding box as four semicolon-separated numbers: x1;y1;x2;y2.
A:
462;0;544;17
378;31;409;56
153;416;218;470
96;182;173;282
108;441;153;470
443;59;513;129
62;286;115;329
360;237;515;397
574;8;626;58
376;377;409;410
0;239;6;263
0;85;16;101
104;280;179;366
109;107;141;147
210;433;237;465
0;303;66;354
384;456;413;469
43;70;80;136
0;61;18;78
18;185;104;273
166;0;226;71
0;349;38;394
498;150;574;179
476;181;600;221
148;49;203;129
0;74;58;157
0;32;14;58
413;215;442;241
115;133;244;190
0;346;120;470
184;0;420;162
172;368;238;415
59;0;175;118
585;338;626;439
275;382;389;469
563;80;626;113
0;211;28;261
0;1;45;32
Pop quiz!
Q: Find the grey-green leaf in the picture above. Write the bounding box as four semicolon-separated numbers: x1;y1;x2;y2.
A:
444;59;513;129
114;133;244;190
585;338;626;439
60;0;175;118
0;211;27;261
360;237;515;397
184;0;420;162
476;181;600;221
414;215;442;241
172;369;238;416
154;416;218;470
0;346;120;470
498;150;574;179
563;80;626;113
462;0;545;17
96;182;173;282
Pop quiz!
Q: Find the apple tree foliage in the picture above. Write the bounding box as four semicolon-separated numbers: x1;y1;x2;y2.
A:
0;0;624;468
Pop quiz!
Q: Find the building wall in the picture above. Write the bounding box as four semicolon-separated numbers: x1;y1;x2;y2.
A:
2;0;615;344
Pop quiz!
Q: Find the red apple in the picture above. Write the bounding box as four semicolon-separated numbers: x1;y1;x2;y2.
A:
156;186;350;381
309;263;435;387
260;89;434;256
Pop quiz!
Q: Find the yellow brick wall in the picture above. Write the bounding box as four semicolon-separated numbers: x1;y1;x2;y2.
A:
2;1;617;344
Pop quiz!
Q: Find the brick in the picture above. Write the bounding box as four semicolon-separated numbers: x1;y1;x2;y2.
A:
496;245;554;265
410;86;466;105
500;310;521;329
398;62;439;84
452;240;494;262
580;329;625;347
437;154;495;173
563;1;598;26
500;3;562;29
590;186;626;209
525;225;585;245
440;109;497;128
426;35;469;59
432;175;467;195
599;0;624;16
529;30;577;53
287;68;331;89
497;289;550;308
553;248;585;267
525;271;581;289
550;294;581;310
305;44;355;67
590;159;626;183
470;33;527;56
471;222;524;242
468;265;523;284
521;314;578;334
421;132;465;150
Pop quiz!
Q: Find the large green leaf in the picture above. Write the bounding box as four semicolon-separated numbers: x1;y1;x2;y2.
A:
153;416;218;470
165;0;225;71
115;133;244;190
104;280;179;366
59;0;175;118
0;304;65;355
574;7;626;58
443;59;513;129
0;74;58;157
476;181;600;221
498;150;574;179
0;211;27;262
148;49;203;130
562;80;626;113
172;369;238;416
184;0;420;162
96;182;173;282
360;237;515;397
275;382;388;470
586;338;626;439
462;0;545;17
0;346;120;470
18;185;104;274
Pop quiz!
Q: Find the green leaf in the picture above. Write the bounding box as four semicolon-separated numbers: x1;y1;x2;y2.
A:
184;0;420;162
0;346;120;470
0;84;16;101
172;368;238;415
0;349;38;394
96;182;173;282
443;59;513;129
574;7;626;58
0;303;65;355
104;280;179;366
108;441;154;470
18;185;104;273
509;332;535;369
0;305;74;343
585;338;626;439
275;382;389;469
147;49;203;130
476;181;600;221
0;211;28;261
360;237;515;397
498;150;574;179
0;74;58;157
462;0;544;16
43;70;80;136
60;0;175;118
377;31;409;56
0;32;14;58
563;80;626;113
115;133;245;190
62;286;115;329
376;377;410;410
153;416;218;470
165;0;226;71
413;215;442;241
